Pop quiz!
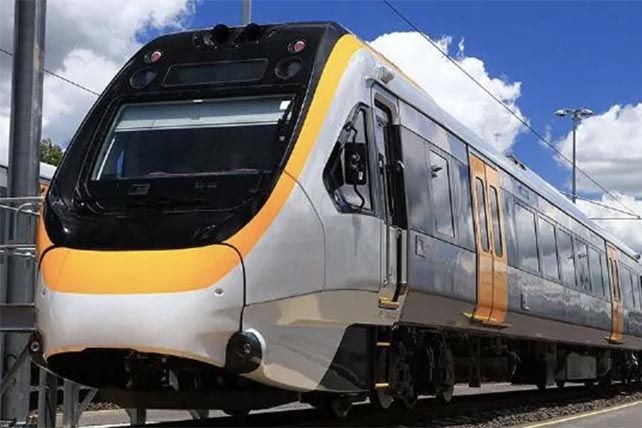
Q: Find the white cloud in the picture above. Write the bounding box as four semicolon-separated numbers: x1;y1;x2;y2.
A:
0;0;195;163
576;194;642;252
370;32;527;153
557;103;642;196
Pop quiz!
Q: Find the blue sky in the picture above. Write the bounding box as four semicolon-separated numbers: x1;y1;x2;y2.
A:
175;0;642;196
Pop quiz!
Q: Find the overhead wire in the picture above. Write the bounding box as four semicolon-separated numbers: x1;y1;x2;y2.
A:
0;46;100;97
380;0;640;219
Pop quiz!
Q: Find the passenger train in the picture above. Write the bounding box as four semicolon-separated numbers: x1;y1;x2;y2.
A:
33;22;642;416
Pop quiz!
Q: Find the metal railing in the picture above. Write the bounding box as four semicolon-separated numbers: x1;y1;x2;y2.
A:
0;196;42;260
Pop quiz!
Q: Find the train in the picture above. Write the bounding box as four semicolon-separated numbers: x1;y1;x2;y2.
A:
32;22;642;417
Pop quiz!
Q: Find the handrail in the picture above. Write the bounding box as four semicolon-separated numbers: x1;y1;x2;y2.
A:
0;196;43;259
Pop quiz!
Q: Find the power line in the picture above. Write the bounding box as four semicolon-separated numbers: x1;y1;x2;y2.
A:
0;46;100;97
560;191;640;219
380;0;640;219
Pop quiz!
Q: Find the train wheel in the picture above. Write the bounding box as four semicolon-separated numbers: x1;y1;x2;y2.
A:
394;390;418;411
370;389;394;410
436;348;455;403
599;374;612;388
556;380;565;389
329;396;353;418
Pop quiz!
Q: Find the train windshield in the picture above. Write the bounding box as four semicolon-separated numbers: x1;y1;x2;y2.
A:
91;95;293;181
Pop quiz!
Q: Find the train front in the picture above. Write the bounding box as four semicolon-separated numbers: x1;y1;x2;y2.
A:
34;22;358;404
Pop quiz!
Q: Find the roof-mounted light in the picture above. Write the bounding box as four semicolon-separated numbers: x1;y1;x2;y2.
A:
288;40;306;54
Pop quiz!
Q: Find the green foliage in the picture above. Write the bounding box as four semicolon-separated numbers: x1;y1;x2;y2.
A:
40;138;64;166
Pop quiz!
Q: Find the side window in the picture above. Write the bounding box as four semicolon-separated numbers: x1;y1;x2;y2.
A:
402;129;431;234
455;162;476;250
631;272;641;309
557;230;576;287
538;218;559;280
488;185;503;257
429;150;455;237
323;108;373;212
602;254;610;300
588;248;605;297
575;240;590;291
515;204;539;272
613;260;621;301
474;178;489;252
620;267;634;308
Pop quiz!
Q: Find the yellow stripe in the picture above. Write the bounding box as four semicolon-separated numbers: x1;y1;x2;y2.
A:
40;34;365;294
522;399;642;428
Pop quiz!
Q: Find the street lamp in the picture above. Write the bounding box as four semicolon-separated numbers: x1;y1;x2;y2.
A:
554;107;594;204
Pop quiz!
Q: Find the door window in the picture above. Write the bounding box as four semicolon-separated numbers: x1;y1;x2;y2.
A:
489;185;503;257
474;177;489;252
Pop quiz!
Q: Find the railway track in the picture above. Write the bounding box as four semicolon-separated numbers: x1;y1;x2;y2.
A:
145;383;642;427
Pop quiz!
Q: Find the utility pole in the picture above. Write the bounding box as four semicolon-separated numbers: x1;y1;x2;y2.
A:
554;107;594;204
1;0;47;423
242;0;252;24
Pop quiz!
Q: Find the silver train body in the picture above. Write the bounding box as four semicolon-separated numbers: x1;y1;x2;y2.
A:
33;23;642;411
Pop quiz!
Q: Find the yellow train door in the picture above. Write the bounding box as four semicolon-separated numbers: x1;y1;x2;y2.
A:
466;154;508;327
606;244;624;344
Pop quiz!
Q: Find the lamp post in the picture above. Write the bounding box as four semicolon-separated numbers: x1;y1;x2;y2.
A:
554;107;594;204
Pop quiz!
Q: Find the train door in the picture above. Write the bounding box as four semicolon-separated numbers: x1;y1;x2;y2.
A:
466;154;508;327
606;245;624;344
372;100;407;309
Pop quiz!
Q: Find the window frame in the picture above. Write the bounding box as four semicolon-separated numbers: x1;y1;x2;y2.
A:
587;246;607;299
537;215;560;281
427;147;456;239
574;238;591;292
556;227;577;288
474;176;490;253
322;104;376;215
488;184;503;257
514;202;540;274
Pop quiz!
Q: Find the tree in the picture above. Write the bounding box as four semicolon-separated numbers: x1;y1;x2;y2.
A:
40;138;64;166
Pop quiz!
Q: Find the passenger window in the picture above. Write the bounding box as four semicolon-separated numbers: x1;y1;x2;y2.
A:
488;185;503;257
402;129;432;234
620;268;634;308
588;248;605;297
613;261;621;300
430;151;454;237
557;230;575;287
323;109;373;212
630;272;640;309
602;254;611;299
474;178;489;252
515;204;539;272
538;218;559;280
575;240;590;291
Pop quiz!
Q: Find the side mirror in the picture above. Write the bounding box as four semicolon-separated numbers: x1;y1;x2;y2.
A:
344;142;368;186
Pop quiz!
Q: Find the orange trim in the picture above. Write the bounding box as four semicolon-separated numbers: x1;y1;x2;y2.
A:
466;154;509;327
39;35;365;294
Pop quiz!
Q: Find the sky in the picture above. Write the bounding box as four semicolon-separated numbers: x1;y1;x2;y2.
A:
1;0;642;249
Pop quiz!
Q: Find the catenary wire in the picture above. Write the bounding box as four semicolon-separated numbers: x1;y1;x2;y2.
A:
380;0;640;219
0;46;100;97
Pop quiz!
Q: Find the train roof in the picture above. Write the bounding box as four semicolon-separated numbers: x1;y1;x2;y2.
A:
350;25;640;260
